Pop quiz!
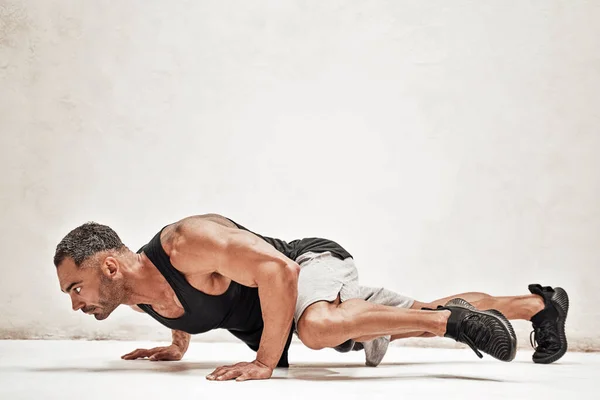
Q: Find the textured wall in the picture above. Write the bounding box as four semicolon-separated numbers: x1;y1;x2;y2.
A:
1;0;599;350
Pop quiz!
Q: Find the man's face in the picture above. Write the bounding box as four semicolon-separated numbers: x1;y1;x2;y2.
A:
56;256;126;320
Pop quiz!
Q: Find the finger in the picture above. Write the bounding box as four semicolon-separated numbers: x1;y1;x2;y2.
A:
149;351;169;361
149;350;179;361
207;366;229;380
121;349;141;359
236;373;250;382
208;365;231;378
130;349;152;359
238;369;270;382
122;349;150;360
207;367;224;378
212;366;239;380
216;369;243;381
212;367;233;378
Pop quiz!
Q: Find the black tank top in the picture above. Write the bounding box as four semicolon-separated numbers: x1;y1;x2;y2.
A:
136;217;352;368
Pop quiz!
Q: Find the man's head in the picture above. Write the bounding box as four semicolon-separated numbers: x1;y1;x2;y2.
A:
55;222;130;320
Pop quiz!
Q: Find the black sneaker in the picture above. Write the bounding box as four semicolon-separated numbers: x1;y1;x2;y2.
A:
528;284;569;364
435;298;517;362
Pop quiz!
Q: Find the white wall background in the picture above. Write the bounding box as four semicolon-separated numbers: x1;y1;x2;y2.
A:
1;0;598;350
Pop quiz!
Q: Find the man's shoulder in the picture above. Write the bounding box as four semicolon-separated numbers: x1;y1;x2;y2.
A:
182;214;238;229
138;214;240;257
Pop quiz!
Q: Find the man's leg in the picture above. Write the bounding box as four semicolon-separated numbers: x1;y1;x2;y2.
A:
385;291;545;342
411;285;569;364
338;285;569;365
293;252;517;363
338;289;542;343
413;292;544;320
338;286;415;366
296;295;517;362
298;297;449;348
367;291;543;342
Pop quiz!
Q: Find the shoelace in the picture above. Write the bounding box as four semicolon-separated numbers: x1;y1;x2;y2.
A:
530;320;561;352
457;314;491;359
458;332;484;358
423;305;487;358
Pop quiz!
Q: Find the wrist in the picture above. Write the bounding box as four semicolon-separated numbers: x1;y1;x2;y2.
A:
254;358;275;371
171;330;191;353
171;342;185;352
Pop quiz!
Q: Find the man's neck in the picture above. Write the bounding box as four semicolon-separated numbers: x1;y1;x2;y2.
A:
122;253;175;307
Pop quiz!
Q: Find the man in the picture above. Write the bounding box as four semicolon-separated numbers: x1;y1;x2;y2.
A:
54;213;569;382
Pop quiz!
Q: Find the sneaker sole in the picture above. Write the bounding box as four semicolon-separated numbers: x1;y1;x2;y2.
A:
533;287;569;364
446;298;517;362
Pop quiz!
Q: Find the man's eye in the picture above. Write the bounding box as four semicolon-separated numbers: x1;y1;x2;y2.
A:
75;287;81;294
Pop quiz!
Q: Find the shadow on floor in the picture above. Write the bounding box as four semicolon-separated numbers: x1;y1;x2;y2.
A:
18;361;226;374
18;359;489;374
11;360;508;382
276;369;507;382
291;360;492;368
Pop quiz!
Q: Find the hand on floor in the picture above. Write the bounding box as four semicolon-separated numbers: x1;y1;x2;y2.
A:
121;344;184;361
206;360;273;382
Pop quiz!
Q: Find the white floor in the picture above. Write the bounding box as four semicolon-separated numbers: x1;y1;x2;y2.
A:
0;340;597;400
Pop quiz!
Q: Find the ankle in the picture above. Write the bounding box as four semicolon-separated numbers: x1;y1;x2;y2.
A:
431;310;451;337
516;294;546;321
525;295;545;320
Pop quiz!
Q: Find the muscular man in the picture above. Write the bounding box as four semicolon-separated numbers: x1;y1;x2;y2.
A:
54;214;569;382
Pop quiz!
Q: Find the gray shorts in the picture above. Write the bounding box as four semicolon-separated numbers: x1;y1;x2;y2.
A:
293;251;414;325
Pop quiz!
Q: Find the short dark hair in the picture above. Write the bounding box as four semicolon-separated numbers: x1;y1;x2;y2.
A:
54;222;126;267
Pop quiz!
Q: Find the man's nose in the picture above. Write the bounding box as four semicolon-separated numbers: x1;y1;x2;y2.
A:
71;297;84;312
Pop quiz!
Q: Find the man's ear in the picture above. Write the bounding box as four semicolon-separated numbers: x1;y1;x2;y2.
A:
101;256;119;278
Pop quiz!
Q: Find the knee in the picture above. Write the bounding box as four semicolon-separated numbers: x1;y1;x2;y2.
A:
297;307;344;350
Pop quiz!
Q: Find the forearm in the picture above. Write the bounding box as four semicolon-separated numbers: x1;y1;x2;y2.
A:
256;264;299;369
172;329;191;354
